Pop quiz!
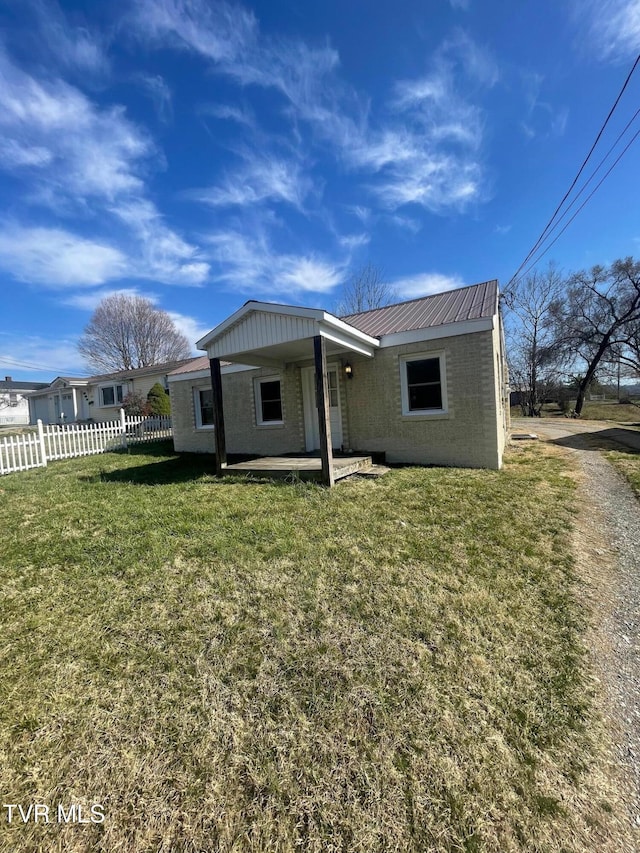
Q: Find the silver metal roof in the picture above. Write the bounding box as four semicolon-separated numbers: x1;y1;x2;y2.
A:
342;280;498;337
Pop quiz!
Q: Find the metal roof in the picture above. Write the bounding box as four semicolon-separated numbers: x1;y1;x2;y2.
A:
88;358;194;383
341;280;498;337
168;356;211;375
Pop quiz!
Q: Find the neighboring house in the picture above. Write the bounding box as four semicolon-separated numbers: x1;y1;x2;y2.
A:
0;376;49;426
168;280;510;474
28;359;192;424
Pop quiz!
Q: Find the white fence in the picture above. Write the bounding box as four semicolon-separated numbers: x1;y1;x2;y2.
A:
0;411;172;476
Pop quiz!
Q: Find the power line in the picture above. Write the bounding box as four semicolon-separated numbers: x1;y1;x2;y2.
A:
507;52;640;288
514;124;640;282
0;356;89;376
528;107;640;248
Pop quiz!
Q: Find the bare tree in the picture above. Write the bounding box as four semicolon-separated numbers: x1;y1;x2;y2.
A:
503;264;566;416
552;257;640;416
335;264;395;315
78;294;191;372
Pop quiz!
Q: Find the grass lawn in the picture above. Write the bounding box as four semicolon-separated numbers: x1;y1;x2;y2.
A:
606;449;640;498
0;442;625;852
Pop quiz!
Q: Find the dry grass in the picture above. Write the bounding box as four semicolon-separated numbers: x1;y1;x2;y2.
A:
511;401;640;423
606;450;640;498
0;442;627;851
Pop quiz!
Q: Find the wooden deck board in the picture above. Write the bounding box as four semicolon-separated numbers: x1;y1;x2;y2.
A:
223;455;372;481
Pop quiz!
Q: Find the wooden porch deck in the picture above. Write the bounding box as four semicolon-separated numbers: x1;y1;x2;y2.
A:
223;454;373;482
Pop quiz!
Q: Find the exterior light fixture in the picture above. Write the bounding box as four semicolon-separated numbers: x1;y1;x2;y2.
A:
344;362;353;379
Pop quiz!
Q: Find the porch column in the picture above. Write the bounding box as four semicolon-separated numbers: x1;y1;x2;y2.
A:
313;334;334;487
209;357;227;475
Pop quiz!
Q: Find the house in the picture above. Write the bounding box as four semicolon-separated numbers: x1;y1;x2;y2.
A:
168;280;510;482
0;376;49;426
28;359;192;424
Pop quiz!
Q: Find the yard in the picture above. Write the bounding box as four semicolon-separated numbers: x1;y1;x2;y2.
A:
511;400;640;423
0;442;629;851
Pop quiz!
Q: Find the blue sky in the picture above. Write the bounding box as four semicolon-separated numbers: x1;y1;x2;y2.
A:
1;0;640;380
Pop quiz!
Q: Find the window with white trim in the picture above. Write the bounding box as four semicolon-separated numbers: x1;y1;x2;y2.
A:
400;353;447;415
99;384;124;407
194;388;215;429
255;377;283;425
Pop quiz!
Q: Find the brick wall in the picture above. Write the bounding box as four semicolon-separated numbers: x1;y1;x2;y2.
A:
342;330;503;469
169;365;305;456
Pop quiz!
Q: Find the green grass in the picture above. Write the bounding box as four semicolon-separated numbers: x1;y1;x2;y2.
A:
606;449;640;498
0;443;623;851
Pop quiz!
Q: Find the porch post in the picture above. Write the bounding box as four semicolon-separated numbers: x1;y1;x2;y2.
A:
313;334;334;487
209;357;227;475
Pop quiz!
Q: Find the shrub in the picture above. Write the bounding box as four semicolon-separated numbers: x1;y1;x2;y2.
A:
122;392;151;416
147;382;171;415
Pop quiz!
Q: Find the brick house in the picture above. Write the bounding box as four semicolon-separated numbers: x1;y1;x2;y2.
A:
168;280;510;483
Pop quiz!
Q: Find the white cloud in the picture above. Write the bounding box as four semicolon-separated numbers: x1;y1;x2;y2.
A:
578;0;640;61
0;333;87;379
167;311;212;350
131;2;494;214
449;0;470;9
23;0;110;77
393;272;465;299
347;205;372;224
338;233;370;250
0;49;149;203
520;71;569;140
0;49;208;287
63;287;159;311
137;74;173;122
189;152;312;210
112;200;210;285
207;229;345;296
387;214;422;234
199;102;256;129
131;0;258;63
0;225;127;287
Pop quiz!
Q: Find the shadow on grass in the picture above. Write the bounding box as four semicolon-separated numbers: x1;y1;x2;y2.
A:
549;428;640;454
92;450;320;489
96;454;216;485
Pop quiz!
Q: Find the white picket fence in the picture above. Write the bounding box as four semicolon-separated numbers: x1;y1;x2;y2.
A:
0;411;172;476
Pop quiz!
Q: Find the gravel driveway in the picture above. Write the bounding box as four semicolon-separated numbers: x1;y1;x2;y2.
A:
512;418;640;844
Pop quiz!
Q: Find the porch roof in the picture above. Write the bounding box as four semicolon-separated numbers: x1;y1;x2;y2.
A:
196;301;379;367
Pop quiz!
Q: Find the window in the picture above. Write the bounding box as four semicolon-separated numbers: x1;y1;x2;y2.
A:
194;388;215;429
327;370;339;407
400;353;447;416
255;377;283;425
100;384;124;407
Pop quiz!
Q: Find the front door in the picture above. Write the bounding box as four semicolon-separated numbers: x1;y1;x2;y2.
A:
302;366;343;452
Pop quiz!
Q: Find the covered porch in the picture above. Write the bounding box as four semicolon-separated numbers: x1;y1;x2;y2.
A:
196;302;379;486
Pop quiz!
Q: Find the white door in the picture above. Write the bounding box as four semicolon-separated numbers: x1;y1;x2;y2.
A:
302;366;343;451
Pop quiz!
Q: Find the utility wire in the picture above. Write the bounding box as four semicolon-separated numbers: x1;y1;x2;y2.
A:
514;123;640;283
0;356;90;376
528;107;640;246
507;52;640;288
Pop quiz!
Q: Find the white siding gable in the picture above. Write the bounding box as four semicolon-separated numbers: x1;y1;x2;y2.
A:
207;310;318;359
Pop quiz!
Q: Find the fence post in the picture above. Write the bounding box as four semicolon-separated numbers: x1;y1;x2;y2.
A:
37;419;48;467
120;408;128;450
